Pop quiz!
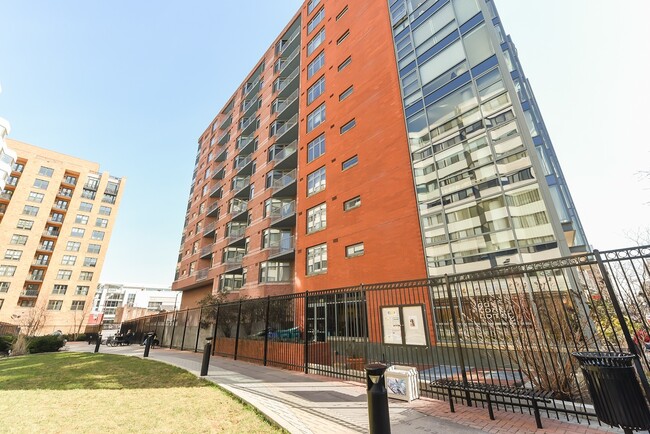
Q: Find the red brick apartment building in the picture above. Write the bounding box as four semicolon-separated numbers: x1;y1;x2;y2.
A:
173;0;587;308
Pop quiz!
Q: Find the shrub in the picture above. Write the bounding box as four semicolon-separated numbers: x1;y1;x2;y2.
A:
75;333;87;341
0;335;16;354
27;335;65;354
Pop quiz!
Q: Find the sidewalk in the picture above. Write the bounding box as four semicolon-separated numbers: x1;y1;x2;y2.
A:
68;342;620;434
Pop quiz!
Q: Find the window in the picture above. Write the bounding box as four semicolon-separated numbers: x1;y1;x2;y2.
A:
148;301;163;310
0;282;9;293
33;178;50;189
27;192;44;203
87;244;101;254
61;255;77;265
39;166;54;177
307;76;325;105
16;219;34;230
0;266;17;277
75;214;89;224
340;119;356;134
307;51;325;79
346;242;365;257
56;270;72;280
307;28;325;56
259;261;292;283
66;241;81;252
336;5;348;20
22;205;39;216
71;227;85;237
75;286;89;296
342;155;358;170
4;249;22;260
306;244;328;275
307;7;324;34
79;202;93;212
80;271;94;281
83;257;97;267
307;0;321;15
47;300;63;311
63;175;77;185
339;85;354;101
95;218;109;228
127;294;136;305
10;234;28;245
344;196;361;211
307;134;325;163
307;167;326;196
307;104;326;132
307;203;327;233
52;284;68;295
71;301;86;311
89;230;105;242
81;189;96;200
98;206;112;215
338;56;352;71
337;30;350;45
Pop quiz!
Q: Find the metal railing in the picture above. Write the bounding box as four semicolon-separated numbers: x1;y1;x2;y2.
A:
127;245;650;424
269;201;296;224
271;169;297;190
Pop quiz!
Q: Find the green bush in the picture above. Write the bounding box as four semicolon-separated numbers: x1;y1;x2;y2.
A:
0;335;16;354
75;333;87;341
27;335;65;354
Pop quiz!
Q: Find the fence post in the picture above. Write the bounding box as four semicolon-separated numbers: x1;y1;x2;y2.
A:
234;300;243;361
445;274;472;406
180;309;189;351
304;291;309;374
159;312;168;347
211;304;220;356
194;307;203;353
594;249;650;400
263;296;271;366
169;310;178;349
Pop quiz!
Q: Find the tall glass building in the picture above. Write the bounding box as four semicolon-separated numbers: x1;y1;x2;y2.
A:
173;0;588;306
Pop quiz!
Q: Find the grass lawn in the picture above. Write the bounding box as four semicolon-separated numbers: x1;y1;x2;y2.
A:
0;352;285;433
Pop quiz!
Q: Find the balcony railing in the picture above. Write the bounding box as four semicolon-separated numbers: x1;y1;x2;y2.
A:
230;199;248;215
20;289;40;297
268;237;295;259
200;245;213;258
272;140;297;164
27;275;44;282
271;169;297;191
216;129;230;145
270;201;296;224
236;136;253;151
276;46;300;75
196;268;210;280
224;256;244;272
232;177;251;193
37;244;54;252
273;114;298;139
206;203;220;218
57;190;73;198
33;259;49;266
52;203;69;211
234;155;252;171
0;191;12;200
277;29;300;55
274;88;299;115
239;116;257;132
42;230;60;237
275;68;299;95
219;114;232;130
203;222;217;237
243;77;262;98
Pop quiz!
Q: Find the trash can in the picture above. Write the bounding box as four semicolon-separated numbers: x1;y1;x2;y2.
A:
573;352;650;432
385;365;419;402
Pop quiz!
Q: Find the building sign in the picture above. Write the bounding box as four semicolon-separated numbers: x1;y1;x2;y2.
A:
381;305;427;346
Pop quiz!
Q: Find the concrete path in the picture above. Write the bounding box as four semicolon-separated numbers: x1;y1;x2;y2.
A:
67;342;620;434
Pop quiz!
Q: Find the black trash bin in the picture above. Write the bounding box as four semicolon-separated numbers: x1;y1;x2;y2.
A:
573;352;650;433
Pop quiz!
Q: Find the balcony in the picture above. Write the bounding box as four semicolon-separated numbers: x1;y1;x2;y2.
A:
268;237;295;260
232;177;251;199
242;97;260;118
236;136;257;156
224;257;244;273
276;46;300;78
26;274;44;282
230;199;249;221
243;77;262;99
203;222;217;238
32;259;49;267
277;29;300;57
217;130;230;146
209;183;223;198
0;191;12;201
36;244;55;252
206;203;220;218
274;88;299;118
57;190;73;199
52;203;69;212
219;114;232;130
61;177;77;187
211;163;225;179
196;268;210;281
272;114;298;142
215;147;228;162
275;67;299;98
271;169;297;198
234;155;254;177
20;289;40;298
239;116;258;136
84;180;99;191
47;217;64;226
270;201;296;228
42;229;60;238
226;228;247;247
199;245;213;259
271;140;298;170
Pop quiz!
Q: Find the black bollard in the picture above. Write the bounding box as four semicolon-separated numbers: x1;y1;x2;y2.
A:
94;334;102;353
200;337;213;376
143;332;154;358
366;363;391;434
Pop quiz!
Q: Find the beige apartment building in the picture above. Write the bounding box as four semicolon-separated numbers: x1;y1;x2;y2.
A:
0;139;124;334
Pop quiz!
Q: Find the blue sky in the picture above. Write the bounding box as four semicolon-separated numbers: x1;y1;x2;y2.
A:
1;1;648;285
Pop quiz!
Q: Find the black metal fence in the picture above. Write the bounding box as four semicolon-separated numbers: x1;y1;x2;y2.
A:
122;246;650;423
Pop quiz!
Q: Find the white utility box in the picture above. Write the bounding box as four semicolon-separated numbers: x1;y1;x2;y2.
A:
385;365;420;402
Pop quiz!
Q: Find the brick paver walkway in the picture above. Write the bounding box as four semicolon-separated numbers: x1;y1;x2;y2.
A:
67;342;621;434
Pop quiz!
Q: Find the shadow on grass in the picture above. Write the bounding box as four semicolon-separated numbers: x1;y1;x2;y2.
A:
0;352;208;391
